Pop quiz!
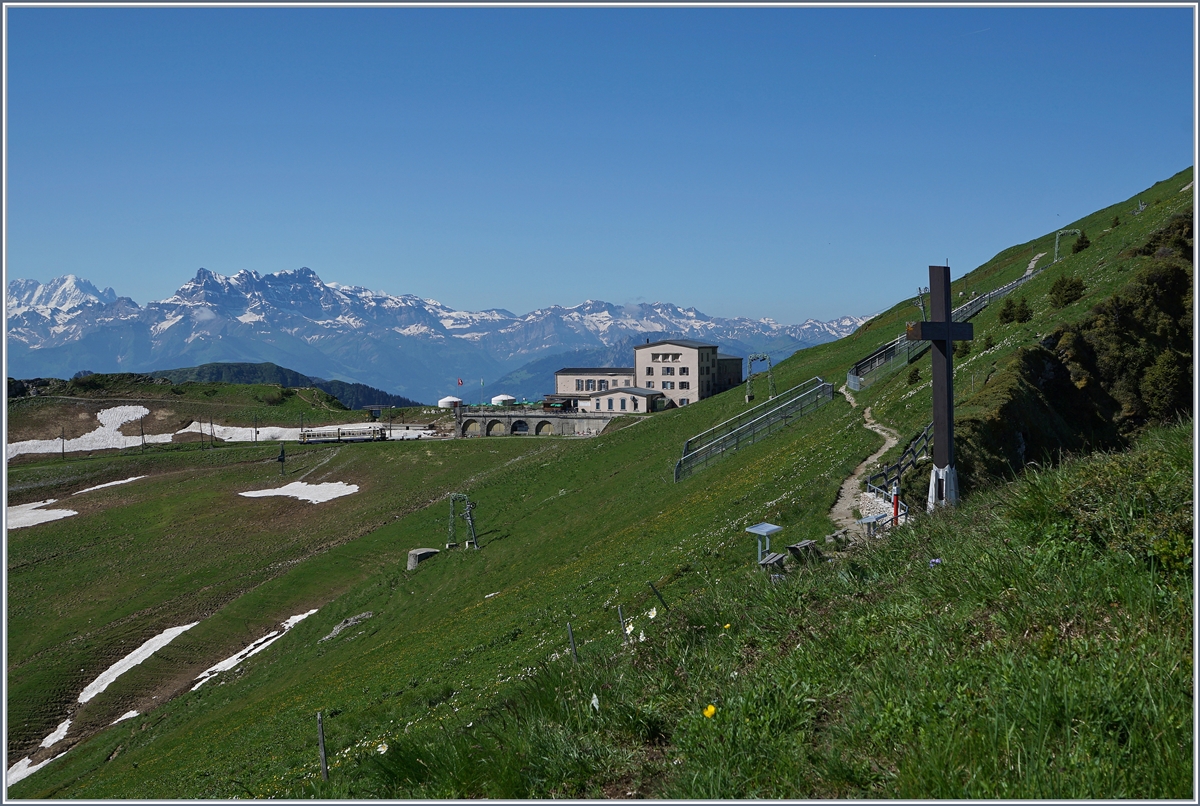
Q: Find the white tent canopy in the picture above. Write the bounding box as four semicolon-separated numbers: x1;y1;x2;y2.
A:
437;396;463;408
490;394;516;406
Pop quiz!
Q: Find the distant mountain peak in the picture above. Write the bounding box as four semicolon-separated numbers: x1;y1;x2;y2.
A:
7;269;866;404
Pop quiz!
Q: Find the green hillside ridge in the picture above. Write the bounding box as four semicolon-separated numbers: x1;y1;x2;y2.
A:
147;362;425;410
6;167;1192;798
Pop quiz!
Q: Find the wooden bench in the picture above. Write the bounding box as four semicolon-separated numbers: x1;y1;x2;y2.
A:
758;551;787;570
787;540;824;563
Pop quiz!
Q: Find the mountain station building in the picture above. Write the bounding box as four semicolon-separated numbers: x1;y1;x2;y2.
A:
545;339;744;412
634;338;744;408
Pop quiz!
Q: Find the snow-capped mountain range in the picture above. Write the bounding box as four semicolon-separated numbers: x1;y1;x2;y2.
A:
7;268;866;404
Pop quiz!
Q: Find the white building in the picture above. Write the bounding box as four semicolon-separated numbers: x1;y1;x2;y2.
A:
633;339;743;408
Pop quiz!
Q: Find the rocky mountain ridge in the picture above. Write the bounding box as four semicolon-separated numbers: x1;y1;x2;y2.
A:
7;269;866;403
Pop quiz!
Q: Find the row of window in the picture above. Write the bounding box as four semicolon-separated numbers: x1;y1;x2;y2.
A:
646;381;690;390
645;366;689;376
595;396;638;411
649;353;683;362
574;378;631;391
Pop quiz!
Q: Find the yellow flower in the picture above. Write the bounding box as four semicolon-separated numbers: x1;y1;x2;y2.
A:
723;624;731;629
703;704;716;718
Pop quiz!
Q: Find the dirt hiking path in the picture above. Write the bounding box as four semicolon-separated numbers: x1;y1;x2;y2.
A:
829;386;901;536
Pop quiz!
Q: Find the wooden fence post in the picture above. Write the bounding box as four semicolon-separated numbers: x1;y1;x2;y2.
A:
317;711;329;781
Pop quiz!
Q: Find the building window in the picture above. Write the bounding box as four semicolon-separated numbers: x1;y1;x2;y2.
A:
645;367;654;376
662;381;674;390
672;353;681;362
595;399;602;410
586;379;595;391
599;380;609;391
679;381;689;390
679;366;689;375
607;397;613;410
576;379;583;391
623;379;631;386
662;366;674;376
620;398;627;411
680;398;689;406
647;381;654;388
651;353;660;362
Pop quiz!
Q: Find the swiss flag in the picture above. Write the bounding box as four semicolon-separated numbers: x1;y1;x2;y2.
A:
457;378;463;386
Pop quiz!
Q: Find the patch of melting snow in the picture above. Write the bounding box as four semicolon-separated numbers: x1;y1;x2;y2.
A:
239;481;359;503
73;476;146;495
6;405;172;459
192;609;317;691
7;499;79;529
7;751;70;787
112;710;139;725
175;421;301;442
8;405;433;458
39;719;71;748
79;622;199;703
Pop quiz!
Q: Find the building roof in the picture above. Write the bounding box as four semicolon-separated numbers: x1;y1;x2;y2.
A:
589;386;664;398
633;338;717;350
554;367;635;374
717;353;742;361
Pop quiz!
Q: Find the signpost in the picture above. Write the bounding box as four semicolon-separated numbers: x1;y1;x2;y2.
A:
905;265;973;510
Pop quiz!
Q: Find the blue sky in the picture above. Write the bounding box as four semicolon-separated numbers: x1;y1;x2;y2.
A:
5;6;1194;323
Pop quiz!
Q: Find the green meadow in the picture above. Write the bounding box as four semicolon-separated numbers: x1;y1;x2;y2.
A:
6;167;1191;798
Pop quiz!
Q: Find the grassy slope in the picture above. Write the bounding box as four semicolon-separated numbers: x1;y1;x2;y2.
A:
7;167;1192;798
6;377;440;448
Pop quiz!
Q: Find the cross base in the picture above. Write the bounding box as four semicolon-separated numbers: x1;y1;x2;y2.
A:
927;465;959;511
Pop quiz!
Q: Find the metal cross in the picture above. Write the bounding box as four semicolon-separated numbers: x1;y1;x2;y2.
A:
905;265;973;508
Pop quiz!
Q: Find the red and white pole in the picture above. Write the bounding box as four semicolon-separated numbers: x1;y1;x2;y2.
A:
892;482;900;526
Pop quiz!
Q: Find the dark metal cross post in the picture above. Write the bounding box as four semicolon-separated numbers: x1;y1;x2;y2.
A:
905;266;973;509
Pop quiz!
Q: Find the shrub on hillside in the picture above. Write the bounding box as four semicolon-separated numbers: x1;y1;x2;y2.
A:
1048;275;1086;308
1044;243;1193;431
982;333;995;350
954;340;971;359
1072;230;1091;253
1140;350;1190;423
1013;296;1033;322
907;366;921;385
997;297;1016;324
1135;211;1193;261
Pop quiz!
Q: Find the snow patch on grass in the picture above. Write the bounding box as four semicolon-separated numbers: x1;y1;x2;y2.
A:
192;610;318;691
7;500;78;529
39;719;71;748
7;751;69;787
78;622;199;703
73;476;146;495
239;481;359;503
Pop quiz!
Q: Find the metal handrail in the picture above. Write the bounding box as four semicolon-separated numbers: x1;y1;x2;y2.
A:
675;379;833;482
846;264;1047;390
682;376;824;456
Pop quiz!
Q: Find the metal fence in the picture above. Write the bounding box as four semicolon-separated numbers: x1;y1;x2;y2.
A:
866;420;933;492
846;264;1047;391
674;377;833;482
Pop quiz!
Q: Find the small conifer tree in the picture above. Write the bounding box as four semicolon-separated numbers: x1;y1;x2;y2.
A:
907;366;921;385
997;297;1017;324
1072;230;1091;253
1112;215;1120;228
1049;275;1086;308
983;333;995;350
954;340;972;358
1014;296;1033;322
